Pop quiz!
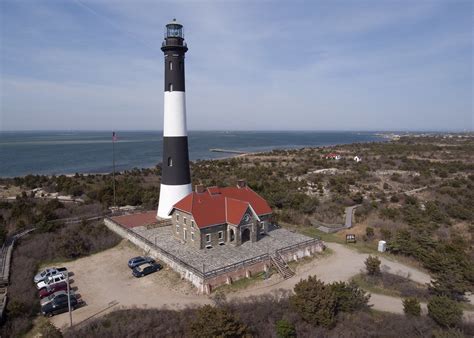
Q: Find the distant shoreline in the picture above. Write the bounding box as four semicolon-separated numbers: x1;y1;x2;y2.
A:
0;140;387;179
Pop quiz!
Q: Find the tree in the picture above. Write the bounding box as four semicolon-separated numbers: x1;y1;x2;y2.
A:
402;297;421;317
275;319;296;338
365;255;381;275
290;276;337;328
330;281;370;313
187;305;250;338
427;296;462;327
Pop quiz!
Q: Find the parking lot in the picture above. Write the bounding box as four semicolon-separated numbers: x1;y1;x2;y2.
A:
50;241;210;330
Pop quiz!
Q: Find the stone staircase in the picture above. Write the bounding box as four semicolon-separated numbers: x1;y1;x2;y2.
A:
270;252;295;279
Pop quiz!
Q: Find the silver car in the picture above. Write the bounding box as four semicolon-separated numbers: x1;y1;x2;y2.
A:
34;267;67;283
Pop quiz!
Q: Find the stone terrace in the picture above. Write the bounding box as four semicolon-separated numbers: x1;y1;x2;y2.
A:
131;225;313;273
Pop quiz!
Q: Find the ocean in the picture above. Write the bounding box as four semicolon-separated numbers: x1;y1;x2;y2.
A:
0;131;385;177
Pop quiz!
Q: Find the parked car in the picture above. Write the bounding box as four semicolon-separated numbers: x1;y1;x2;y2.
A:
132;262;162;278
40;290;75;306
41;294;78;317
128;256;155;269
39;281;68;299
34;267;67;283
37;274;67;290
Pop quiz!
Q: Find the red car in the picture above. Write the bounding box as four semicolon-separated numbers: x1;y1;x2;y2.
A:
38;281;68;299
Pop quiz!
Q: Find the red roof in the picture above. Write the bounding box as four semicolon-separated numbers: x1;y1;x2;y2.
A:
171;186;272;229
111;211;157;228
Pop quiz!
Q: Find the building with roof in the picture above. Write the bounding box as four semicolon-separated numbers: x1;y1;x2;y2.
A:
168;180;272;249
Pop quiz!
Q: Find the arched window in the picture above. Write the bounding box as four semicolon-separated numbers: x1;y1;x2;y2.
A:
169;61;173;70
168;157;173;167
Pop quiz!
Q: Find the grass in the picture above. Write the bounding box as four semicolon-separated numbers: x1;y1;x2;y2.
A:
351;272;430;301
213;271;271;293
287;247;334;271
24;317;61;338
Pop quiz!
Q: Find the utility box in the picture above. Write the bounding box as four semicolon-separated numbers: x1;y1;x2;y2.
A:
378;240;387;252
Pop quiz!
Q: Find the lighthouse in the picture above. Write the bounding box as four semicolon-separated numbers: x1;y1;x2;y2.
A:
157;19;192;219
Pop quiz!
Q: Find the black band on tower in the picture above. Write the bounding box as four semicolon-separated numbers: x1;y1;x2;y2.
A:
162;137;191;185
162;36;187;92
164;52;185;92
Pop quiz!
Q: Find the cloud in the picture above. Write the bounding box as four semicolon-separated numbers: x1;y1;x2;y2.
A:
0;0;472;131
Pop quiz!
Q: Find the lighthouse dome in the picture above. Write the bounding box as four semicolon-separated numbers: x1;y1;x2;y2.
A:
165;18;184;38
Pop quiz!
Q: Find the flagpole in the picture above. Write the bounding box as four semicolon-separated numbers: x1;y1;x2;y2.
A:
112;132;116;209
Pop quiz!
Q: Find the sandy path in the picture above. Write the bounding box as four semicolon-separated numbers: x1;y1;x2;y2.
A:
229;242;430;299
50;241;472;329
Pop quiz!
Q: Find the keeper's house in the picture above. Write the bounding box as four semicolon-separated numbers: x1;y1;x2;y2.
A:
168;180;272;249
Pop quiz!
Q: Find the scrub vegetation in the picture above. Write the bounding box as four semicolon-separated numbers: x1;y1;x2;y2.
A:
1;134;473;336
63;277;472;337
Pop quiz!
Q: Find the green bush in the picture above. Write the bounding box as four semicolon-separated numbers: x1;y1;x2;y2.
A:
365;256;381;276
427;296;462;328
290;276;337;328
275;319;296;338
187;305;250;337
402;297;421;317
365;227;375;239
330;281;370;313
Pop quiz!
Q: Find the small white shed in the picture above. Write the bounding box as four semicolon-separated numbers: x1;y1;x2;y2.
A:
378;240;387;252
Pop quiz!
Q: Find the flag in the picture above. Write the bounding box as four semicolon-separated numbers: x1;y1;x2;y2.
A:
112;131;118;142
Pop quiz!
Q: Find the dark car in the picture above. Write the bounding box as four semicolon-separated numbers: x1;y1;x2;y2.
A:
132;262;162;278
41;294;78;317
39;281;68;299
128;256;155;269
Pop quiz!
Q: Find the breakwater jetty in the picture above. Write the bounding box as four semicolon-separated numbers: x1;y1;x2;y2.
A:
209;148;247;154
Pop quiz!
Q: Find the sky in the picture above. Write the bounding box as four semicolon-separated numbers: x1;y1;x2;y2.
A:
0;0;472;131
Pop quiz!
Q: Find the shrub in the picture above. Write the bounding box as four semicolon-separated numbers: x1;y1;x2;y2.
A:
365;256;381;276
187;305;250;337
403;297;421;317
365;227;375;239
427;296;462;327
330;281;370;313
290;276;337;328
275;319;296;338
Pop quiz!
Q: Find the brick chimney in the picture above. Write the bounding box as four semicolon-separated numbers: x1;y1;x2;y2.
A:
237;179;247;188
195;184;205;193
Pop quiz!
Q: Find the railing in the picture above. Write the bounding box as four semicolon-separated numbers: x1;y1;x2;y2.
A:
106;217;323;282
203;253;270;279
276;237;321;256
105;217;205;278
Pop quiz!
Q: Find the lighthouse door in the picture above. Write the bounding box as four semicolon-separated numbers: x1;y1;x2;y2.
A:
241;228;250;244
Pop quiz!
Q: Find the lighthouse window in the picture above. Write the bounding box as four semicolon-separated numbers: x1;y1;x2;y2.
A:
169;61;173;70
169;83;173;91
168;157;173;167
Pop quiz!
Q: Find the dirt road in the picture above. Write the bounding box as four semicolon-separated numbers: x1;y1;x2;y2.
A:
50;241;472;329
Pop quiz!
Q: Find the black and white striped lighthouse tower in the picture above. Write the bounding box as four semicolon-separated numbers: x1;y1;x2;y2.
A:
157;19;192;219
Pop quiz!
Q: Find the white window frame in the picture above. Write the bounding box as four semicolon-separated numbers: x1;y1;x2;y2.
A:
206;234;211;243
183;228;187;241
191;220;195;229
176;224;179;233
218;231;224;241
191;232;195;241
176;213;180;222
183;217;187;225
